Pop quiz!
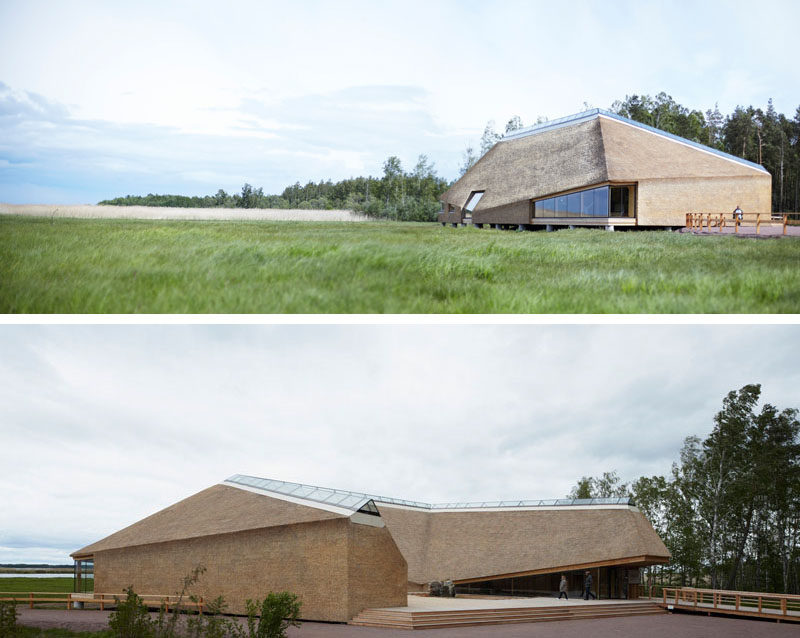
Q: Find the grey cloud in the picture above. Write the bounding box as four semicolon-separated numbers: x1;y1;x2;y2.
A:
2;324;799;562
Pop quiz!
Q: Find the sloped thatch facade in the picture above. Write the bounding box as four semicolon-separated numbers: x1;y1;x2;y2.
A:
73;475;669;621
440;109;771;228
72;482;408;622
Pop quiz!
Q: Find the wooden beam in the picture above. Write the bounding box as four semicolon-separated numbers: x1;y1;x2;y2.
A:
454;554;669;584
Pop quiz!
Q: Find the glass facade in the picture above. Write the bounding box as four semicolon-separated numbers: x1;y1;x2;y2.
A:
533;185;634;219
73;559;93;593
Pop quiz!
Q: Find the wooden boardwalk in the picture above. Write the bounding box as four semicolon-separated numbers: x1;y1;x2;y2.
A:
349;596;664;629
657;587;800;623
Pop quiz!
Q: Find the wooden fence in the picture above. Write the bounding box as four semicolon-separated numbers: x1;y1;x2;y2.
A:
0;591;204;613
685;212;796;235
661;586;800;622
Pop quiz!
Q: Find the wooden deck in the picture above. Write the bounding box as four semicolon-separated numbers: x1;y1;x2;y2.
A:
349;597;664;629
657;587;800;623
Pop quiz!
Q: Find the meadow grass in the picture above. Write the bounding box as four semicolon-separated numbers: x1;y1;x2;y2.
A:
1;216;799;313
0;578;75;593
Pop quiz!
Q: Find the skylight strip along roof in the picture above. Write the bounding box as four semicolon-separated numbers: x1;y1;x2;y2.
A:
501;108;768;174
226;474;632;510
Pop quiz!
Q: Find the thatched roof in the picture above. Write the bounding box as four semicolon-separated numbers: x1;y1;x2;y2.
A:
72;484;343;557
443;109;769;214
73;476;669;586
378;505;670;585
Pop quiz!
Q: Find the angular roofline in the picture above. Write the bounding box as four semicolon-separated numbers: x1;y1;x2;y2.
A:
502;108;769;175
226;474;635;512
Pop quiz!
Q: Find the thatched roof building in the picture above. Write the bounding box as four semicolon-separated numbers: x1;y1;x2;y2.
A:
440;109;771;229
73;474;669;621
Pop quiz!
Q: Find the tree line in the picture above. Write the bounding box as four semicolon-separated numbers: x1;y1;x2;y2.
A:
100;92;800;218
570;384;800;594
99;155;450;222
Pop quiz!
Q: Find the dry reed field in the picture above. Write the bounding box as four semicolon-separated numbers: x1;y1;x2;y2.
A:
0;203;368;222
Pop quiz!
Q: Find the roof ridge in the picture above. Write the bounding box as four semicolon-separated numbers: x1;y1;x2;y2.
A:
501;108;768;174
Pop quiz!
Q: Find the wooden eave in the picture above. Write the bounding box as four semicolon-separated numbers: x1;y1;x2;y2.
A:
453;554;671;584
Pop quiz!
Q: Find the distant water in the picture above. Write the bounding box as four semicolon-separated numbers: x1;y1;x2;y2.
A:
0;573;83;578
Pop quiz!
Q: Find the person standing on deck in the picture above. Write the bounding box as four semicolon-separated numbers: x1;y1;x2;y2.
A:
559;574;569;599
583;570;596;600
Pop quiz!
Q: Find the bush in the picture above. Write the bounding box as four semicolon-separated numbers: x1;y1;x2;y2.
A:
1;599;18;637
108;588;152;638
106;569;300;638
241;593;301;638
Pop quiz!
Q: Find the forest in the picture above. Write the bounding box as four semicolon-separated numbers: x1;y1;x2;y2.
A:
570;384;800;594
99;93;800;219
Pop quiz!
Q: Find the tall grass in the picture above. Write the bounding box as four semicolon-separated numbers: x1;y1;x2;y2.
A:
1;216;798;313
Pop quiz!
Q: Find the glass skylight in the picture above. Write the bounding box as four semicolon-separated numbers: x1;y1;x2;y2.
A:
226;474;633;511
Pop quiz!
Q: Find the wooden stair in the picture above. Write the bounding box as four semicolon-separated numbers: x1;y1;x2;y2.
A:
349;601;666;629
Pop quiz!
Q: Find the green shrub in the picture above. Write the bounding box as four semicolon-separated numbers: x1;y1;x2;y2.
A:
241;593;301;638
1;599;19;637
108;588;152;638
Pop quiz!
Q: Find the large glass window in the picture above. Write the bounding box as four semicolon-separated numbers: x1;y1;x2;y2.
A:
594;187;609;216
464;191;484;212
567;192;581;217
610;187;629;216
532;184;632;219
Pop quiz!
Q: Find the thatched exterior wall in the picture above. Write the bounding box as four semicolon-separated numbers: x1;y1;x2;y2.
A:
74;478;669;619
440;110;771;228
378;505;669;587
73;485;407;622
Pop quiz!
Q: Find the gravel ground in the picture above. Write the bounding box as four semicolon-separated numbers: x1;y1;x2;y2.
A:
0;203;368;222
16;609;798;637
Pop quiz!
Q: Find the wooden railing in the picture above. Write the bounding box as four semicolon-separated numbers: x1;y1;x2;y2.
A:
0;591;204;613
685;212;795;235
661;587;800;620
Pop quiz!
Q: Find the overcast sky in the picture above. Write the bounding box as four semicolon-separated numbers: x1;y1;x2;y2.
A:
1;0;798;204
1;323;798;563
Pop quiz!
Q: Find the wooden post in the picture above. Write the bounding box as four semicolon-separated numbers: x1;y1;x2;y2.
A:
756;214;761;234
100;595;104;611
735;218;739;233
720;214;725;231
781;597;787;616
706;214;711;231
662;589;666;604
784;214;788;236
199;596;203;614
758;596;762;613
736;594;740;610
29;592;33;609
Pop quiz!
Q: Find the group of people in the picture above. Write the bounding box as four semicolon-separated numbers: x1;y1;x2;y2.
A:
558;570;596;601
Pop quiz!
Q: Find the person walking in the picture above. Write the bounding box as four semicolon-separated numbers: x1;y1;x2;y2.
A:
583;570;596;600
558;574;569;600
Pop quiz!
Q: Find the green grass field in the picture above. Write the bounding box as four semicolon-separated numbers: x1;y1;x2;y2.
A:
2;216;799;313
0;578;75;593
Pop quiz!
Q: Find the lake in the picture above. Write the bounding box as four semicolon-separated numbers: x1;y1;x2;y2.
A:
0;573;81;578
